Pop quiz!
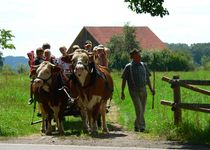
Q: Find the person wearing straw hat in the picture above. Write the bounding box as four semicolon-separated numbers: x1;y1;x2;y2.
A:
84;40;93;52
96;44;109;67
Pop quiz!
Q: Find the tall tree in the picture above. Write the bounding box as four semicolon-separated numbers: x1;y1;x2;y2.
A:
107;24;140;70
125;0;169;17
123;23;140;52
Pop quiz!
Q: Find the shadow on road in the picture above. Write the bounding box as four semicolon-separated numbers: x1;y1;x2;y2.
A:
62;118;127;139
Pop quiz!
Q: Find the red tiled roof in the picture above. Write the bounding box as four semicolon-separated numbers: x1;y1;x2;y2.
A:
85;26;166;51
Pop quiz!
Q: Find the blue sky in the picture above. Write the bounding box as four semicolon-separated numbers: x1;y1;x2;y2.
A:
1;0;210;57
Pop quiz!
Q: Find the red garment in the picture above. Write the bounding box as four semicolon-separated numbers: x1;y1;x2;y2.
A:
27;51;35;78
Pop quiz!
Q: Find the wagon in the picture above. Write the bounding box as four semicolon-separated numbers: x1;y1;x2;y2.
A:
63;97;111;127
30;88;110;127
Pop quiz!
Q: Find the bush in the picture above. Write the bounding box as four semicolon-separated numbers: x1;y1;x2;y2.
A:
109;51;130;70
108;49;195;71
141;50;195;71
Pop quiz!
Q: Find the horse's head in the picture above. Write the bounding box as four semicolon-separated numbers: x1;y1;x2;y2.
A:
71;49;93;86
32;61;61;91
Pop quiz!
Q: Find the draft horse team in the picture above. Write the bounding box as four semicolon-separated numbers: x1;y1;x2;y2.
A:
30;47;113;135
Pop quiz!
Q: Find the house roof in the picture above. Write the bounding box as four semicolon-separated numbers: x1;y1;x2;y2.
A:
84;26;166;51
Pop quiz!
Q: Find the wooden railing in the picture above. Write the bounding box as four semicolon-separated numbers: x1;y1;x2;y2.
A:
161;75;210;125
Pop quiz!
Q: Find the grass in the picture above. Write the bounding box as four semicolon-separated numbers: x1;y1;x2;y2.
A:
111;70;210;144
0;74;40;136
0;71;210;144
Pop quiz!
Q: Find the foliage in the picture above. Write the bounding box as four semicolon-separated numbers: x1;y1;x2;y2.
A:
166;43;191;52
107;24;195;71
167;43;210;66
142;50;195;71
125;0;169;17
123;23;140;52
109;51;130;70
107;24;140;70
112;70;210;144
0;29;15;68
202;61;210;71
0;29;15;50
191;43;210;65
108;43;195;71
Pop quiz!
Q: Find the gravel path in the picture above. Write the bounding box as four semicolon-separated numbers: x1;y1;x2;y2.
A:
0;125;209;149
0;106;209;149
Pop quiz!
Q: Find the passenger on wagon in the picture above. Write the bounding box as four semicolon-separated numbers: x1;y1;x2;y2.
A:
28;47;44;105
95;44;109;67
42;43;51;51
84;40;93;52
57;46;70;73
27;50;35;70
56;46;72;84
34;47;45;65
43;49;56;64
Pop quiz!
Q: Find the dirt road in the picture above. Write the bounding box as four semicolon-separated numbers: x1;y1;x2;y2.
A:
0;106;209;149
0;127;209;149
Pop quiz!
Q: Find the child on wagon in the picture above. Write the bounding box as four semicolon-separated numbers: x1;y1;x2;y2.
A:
28;47;44;105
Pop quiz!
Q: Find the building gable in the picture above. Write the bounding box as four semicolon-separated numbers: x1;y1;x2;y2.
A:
68;26;166;53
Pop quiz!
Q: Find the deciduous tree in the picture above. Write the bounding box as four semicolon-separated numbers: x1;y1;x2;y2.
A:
125;0;169;17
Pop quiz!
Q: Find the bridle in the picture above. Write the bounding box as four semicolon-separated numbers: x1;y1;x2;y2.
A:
73;61;90;73
35;74;52;89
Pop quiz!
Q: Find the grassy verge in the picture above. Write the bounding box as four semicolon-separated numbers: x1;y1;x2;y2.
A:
0;74;40;136
111;70;210;144
0;71;209;144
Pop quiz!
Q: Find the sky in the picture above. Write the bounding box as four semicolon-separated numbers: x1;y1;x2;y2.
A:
0;0;210;57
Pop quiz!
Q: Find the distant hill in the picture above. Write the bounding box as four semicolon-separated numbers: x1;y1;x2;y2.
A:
3;56;28;68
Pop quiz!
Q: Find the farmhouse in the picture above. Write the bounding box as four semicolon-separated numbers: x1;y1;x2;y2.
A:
67;26;166;53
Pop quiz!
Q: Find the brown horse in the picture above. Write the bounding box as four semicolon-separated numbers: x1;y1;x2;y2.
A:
62;49;113;134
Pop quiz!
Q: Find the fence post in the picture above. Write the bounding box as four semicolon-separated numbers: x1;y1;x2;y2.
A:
172;75;182;125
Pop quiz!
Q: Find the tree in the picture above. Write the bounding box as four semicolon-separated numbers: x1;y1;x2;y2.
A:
125;0;169;17
0;29;15;68
123;23;140;52
107;34;129;70
191;43;210;65
107;24;140;70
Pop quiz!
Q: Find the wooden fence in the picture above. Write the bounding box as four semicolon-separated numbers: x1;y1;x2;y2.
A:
160;75;210;125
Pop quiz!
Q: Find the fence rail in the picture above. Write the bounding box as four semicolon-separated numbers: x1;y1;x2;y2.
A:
161;75;210;125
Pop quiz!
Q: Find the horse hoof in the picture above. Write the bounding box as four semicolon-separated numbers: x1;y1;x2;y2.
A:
46;131;52;136
83;128;91;134
102;128;109;134
59;130;65;136
91;130;98;136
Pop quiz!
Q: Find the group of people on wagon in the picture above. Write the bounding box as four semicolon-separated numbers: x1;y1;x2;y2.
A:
27;41;110;106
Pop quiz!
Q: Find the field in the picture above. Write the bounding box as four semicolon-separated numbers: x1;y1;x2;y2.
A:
0;71;209;144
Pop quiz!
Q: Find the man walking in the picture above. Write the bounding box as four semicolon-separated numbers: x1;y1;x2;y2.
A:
121;48;155;132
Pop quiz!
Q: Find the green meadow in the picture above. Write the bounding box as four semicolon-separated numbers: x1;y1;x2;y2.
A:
0;71;209;144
